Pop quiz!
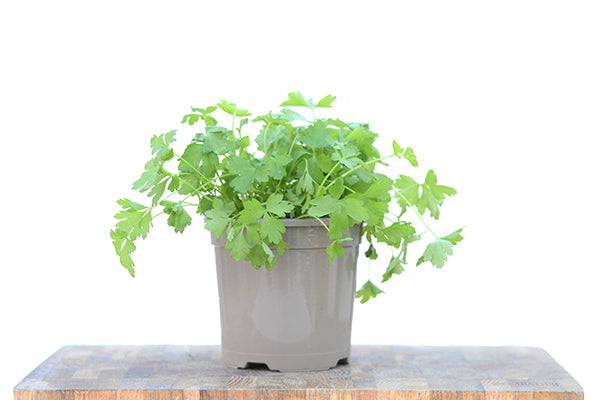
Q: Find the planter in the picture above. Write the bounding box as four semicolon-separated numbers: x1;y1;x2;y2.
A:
211;218;361;372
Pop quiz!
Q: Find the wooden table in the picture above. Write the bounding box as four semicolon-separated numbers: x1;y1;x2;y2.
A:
14;345;583;399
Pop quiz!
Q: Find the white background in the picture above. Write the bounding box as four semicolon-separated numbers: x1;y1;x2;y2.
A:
1;0;598;397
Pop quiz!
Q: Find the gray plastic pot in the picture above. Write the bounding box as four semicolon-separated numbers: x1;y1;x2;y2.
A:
211;218;361;372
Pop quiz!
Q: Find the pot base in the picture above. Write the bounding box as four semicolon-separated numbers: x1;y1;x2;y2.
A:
223;348;350;372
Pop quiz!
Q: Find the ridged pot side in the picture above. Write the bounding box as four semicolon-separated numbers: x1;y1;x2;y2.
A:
211;219;361;372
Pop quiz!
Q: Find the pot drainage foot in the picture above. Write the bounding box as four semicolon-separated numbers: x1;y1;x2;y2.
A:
336;357;349;366
240;362;271;371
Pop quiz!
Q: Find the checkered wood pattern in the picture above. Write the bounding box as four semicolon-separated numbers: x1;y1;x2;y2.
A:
14;345;583;399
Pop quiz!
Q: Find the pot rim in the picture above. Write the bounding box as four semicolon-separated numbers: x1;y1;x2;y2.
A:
277;217;331;227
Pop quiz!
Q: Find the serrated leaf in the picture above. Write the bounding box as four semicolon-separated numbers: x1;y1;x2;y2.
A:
114;199;152;240
365;243;378;260
416;170;457;219
167;176;179;192
422;238;454;268
297;164;315;195
225;226;250;261
328;177;344;199
227;156;254;193
260;213;285;244
394;175;419;214
364;177;392;200
382;255;405;283
300;120;335;148
441;228;464;245
110;229;136;277
203;127;232;155
238;198;265;225
276;240;289;256
307;196;341;217
245;245;267;270
166;205;192;233
328;209;350;240
402;147;418;167
204;198;235;238
181;113;200;125
392;140;402;155
150;130;176;161
326;240;346;264
341;197;368;224
315;94;336;108
356;280;384;303
281;91;310;108
238;118;249;132
148;177;168;205
177;173;200;195
132;159;161;192
262;153;292;180
280;108;308;122
265;193;294;217
178;143;204;173
374;222;416;248
217;99;251;116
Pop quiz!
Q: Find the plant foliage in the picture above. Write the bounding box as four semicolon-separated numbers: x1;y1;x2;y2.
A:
111;92;463;302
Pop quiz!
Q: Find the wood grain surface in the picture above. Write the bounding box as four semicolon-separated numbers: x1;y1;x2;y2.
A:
14;345;583;400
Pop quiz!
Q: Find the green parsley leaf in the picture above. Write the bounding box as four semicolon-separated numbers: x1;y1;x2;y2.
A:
422;238;454;268
203;127;232;155
217;99;252;117
356;280;384;304
280;108;308;122
416;170;457;219
402;147;418;167
225;226;250;261
307;196;341;217
181;113;200;125
382;255;405;282
297;163;316;195
226;156;254;193
373;222;416;248
110;229;137;277
300;120;335;148
260;213;285;244
341;197;369;224
162;202;192;233
365;243;378;260
237;198;265;225
178;143;203;173
150;130;176;161
265;193;294;217
204;198;235;238
394;175;419;215
315;94;336;108
281;91;310;108
114;199;152;240
326;240;346;264
441;228;464;245
328;177;344;199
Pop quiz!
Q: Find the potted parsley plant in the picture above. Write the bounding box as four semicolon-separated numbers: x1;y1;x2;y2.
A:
111;92;463;371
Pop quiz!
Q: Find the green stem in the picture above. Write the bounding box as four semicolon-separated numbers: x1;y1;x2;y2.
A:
288;131;300;155
263;122;271;154
150;210;164;221
296;214;330;231
231;106;237;155
395;191;439;240
173;152;214;186
323;154;396;192
315;161;341;196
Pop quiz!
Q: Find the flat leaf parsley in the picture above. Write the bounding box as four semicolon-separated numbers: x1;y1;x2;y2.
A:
111;92;463;302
